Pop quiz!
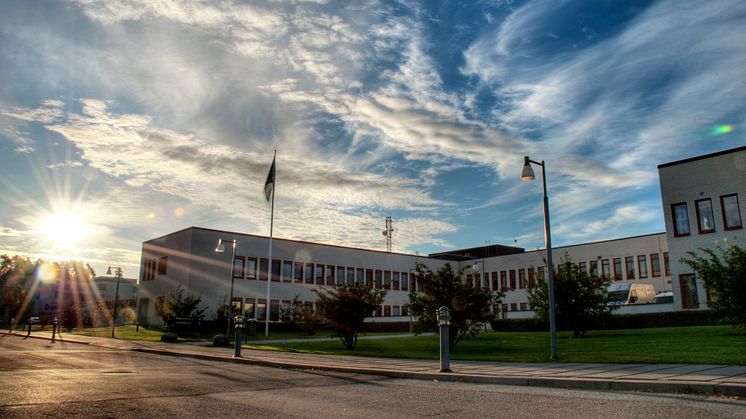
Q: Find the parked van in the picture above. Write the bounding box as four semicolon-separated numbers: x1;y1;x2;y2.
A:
607;283;657;305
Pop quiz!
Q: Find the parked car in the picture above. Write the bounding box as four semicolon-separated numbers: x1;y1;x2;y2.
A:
607;283;657;305
650;291;674;304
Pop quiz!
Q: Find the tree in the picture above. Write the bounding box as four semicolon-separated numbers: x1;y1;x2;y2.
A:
0;255;35;324
408;262;503;350
682;243;746;329
155;286;206;332
279;295;305;329
527;260;615;338
314;283;386;349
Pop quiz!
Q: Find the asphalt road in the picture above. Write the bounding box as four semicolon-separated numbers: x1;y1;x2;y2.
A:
1;335;745;418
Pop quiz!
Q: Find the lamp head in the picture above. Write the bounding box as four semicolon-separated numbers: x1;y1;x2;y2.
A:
215;238;225;253
106;267;112;275
521;156;535;181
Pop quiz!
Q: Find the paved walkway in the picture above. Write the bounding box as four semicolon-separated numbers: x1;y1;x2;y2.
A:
5;330;746;397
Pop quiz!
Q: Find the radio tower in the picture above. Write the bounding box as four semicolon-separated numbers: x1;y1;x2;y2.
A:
382;217;394;252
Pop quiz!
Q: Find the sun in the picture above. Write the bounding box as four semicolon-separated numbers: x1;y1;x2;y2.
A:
38;210;92;250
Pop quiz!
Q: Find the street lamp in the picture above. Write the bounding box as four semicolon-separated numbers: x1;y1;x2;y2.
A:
521;156;558;359
215;238;237;339
105;266;123;339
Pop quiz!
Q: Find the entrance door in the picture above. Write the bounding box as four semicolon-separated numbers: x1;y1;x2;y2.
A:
679;274;699;309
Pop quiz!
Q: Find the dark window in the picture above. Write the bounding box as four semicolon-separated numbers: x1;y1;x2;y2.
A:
601;259;610;278
638;255;648;278
679;274;699;309
346;267;355;285
590;261;599;278
365;269;373;287
356;268;365;285
392;272;400;290
374;270;382;288
246;257;257;280
500;271;507;289
577;262;586;275
326;266;335;286
315;264;324;285
509;270;516;289
293;262;303;283
400;272;408;291
625;256;635;279
518;269;526;289
337;266;346;286
157;256;168;275
259;258;268;281
271;260;281;282
491;271;498;290
695;198;716;233
613;258;622;281
304;263;314;284
651;253;661;277
672;202;690;236
721;194;743;230
233;256;244;278
282;261;292;282
664;252;670;276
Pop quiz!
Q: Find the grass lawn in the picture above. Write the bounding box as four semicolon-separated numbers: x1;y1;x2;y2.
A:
246;325;746;365
69;325;165;341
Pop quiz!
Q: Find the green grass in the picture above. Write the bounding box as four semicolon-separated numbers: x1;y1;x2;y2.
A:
69;325;165;341
246;325;746;365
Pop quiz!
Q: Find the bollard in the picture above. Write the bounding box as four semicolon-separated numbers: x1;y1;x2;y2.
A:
51;317;58;343
437;306;451;373
27;318;32;337
10;317;14;334
136;322;140;332
233;315;245;358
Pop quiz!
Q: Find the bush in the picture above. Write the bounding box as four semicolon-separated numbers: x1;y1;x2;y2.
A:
160;332;178;343
212;334;228;346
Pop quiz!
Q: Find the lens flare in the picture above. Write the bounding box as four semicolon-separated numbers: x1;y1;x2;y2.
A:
36;262;58;284
709;124;734;136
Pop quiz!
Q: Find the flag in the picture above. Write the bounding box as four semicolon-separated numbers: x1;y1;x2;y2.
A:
264;155;275;202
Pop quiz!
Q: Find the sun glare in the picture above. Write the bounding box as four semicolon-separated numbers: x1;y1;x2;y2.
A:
38;211;92;250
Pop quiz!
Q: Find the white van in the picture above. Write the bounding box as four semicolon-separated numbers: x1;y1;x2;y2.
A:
607;283;657;305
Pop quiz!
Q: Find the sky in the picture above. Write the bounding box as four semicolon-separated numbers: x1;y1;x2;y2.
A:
1;0;744;278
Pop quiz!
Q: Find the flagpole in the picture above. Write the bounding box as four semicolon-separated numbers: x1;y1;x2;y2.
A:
265;150;276;337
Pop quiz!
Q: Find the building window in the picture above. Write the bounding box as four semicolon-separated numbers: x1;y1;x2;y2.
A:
346;267;355;286
638;255;648;278
392;305;400;316
518;269;526;289
304;263;314;284
384;305;391;316
695;198;716;233
157;256;168;275
577;262;587;275
271;260;281;282
510;303;517;312
401;305;408;316
326;266;336;286
341;267;350;286
257;299;267;321
356;268;365;285
401;272;409;291
246;257;257;280
293;262;303;283
365;269;373;287
721;194;743;230
520;303;528;311
259;258;268;281
672;202;690;236
537;266;545;281
243;298;255;318
392;272;400;290
624;256;635;279
613;258;622;281
664;252;670;276
491;271;498;290
142;260;156;281
270;300;280;321
650;253;661;277
500;271;507;289
232;256;245;278
601;259;610;278
590;261;599;278
315;264;324;285
282;261;292;282
679;274;699;309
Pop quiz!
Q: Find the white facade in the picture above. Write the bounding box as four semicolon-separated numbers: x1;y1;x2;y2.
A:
659;146;746;310
137;227;671;326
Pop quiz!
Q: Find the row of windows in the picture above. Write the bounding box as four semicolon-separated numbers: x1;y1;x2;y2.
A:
463;253;670;292
231;256;414;292
672;193;742;237
231;297;412;321
141;256;168;281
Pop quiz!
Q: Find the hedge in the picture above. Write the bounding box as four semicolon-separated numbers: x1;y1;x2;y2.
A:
490;310;722;332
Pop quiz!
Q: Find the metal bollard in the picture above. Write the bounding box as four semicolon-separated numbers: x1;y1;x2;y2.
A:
10;317;14;334
437;306;452;373
27;318;32;337
136;322;140;332
51;317;58;343
233;315;245;358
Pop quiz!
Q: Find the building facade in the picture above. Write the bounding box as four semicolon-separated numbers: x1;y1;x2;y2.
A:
659;146;746;310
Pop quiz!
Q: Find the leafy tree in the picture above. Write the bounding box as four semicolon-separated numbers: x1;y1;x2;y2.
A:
0;255;35;324
314;283;386;349
279;295;305;328
408;262;503;350
155;285;206;332
527;260;615;338
682;243;746;329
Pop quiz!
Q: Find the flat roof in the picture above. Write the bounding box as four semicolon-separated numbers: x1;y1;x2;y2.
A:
658;145;746;169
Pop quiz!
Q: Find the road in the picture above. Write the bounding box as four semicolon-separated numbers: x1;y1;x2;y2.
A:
1;335;744;418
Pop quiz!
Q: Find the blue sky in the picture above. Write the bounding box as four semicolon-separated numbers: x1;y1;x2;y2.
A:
1;0;744;276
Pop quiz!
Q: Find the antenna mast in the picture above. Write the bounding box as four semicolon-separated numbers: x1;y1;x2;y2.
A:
382;216;394;252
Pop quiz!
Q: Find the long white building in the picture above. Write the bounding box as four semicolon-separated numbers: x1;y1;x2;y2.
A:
137;146;745;327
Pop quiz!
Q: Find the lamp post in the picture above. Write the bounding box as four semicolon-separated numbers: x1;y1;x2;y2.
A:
215;238;237;339
470;260;485;289
106;266;123;339
521;156;558;359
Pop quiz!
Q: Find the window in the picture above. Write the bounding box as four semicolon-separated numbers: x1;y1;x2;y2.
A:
326;266;335;286
257;299;267;321
401;272;408;291
672;202;690;236
336;266;345;286
346;267;355;285
392;272;400;290
259;258;268;281
142;260;156;281
501;304;509;313
270;300;280;321
638;255;648;278
401;305;408;316
509;270;516;289
664;252;670;276
537;266;545;281
624;256;635;279
271;260;281;282
695;198;716;233
590;261;599;278
510;303;517;312
356;268;365;285
304;263;314;284
518;269;526;289
243;298;255;318
158;256;168;275
650;253;661;277
374;270;382;288
365;269;373;287
491;272;498;290
500;271;507;289
613;258;622;281
293;262;303;283
246;257;257;280
282;261;292;282
233;256;244;278
520;303;528;311
392;306;400;316
578;262;587;275
721;194;743;230
384;305;391;317
601;259;610;278
679;274;699;309
315;264;324;285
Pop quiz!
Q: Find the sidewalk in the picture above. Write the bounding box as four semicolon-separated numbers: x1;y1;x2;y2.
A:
6;330;746;397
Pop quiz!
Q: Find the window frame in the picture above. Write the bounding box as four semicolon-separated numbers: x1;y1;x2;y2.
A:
638;255;648;278
695;198;716;234
246;257;257;280
650;253;661;277
720;194;743;230
671;202;691;237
